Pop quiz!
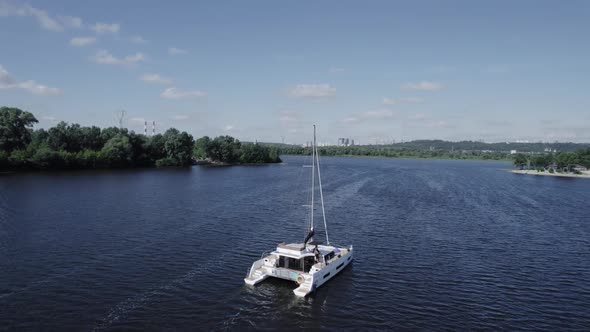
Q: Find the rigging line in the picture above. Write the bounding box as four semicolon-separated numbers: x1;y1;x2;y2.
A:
315;138;329;245
310;125;316;236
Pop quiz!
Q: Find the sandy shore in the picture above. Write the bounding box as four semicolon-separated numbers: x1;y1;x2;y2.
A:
509;169;590;179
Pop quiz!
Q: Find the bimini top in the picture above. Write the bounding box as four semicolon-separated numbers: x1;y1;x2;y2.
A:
274;243;314;259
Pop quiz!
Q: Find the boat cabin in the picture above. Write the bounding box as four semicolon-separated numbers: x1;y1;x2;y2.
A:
272;243;336;273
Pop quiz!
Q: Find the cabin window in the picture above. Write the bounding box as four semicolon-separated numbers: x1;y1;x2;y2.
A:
336;263;344;270
324;252;335;262
278;256;285;268
323;272;331;279
286;257;303;271
347;257;351;261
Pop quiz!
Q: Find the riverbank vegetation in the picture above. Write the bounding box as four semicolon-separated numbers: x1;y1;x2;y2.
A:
0;107;194;170
513;150;590;172
194;136;281;164
0;107;279;171
273;144;511;161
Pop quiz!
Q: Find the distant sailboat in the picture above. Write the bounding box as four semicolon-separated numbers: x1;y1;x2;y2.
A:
244;125;353;297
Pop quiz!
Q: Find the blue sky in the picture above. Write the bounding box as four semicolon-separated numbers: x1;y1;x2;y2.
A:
1;0;589;144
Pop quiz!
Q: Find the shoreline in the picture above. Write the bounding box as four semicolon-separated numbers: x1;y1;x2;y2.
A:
508;169;590;179
281;153;510;163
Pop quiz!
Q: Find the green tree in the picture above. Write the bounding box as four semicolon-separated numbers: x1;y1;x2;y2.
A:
145;134;166;162
47;122;85;152
512;153;528;169
0;107;38;152
194;136;210;159
100;134;132;167
206;135;241;163
163;128;194;166
80;126;104;150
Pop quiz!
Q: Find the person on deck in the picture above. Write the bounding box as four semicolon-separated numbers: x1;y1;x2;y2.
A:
314;244;321;263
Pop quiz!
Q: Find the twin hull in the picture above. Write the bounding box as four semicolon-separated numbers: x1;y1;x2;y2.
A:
244;246;353;297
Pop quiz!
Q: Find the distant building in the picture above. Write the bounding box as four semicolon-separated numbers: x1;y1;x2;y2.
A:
337;137;353;146
573;165;588;172
510;150;517;154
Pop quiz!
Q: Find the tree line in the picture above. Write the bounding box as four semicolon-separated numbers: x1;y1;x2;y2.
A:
273;144;511;161
382;139;590;153
513;150;590;171
0;107;280;171
194;136;281;164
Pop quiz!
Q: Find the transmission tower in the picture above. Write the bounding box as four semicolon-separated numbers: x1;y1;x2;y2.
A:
116;110;126;129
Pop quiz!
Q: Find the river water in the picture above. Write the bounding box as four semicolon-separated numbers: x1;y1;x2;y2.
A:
1;156;589;331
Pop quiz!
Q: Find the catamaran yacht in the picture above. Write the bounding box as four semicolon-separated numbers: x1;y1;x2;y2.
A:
244;125;353;297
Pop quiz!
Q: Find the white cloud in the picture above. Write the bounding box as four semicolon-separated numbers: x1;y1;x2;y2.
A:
289;83;336;98
382;97;423;105
401;81;445;91
90;50;145;66
0;65;61;96
160;87;207;99
91;22;120;34
168;47;188;55
130;35;148;44
171;115;189;120
341;109;395;124
224;125;235;131
139;73;172;85
341;116;360;124
329;67;344;73
70;36;96;47
0;2;63;31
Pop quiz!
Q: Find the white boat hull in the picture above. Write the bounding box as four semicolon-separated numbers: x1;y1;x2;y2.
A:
245;245;353;297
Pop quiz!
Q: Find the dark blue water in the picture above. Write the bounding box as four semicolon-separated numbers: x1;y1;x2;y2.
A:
1;156;589;331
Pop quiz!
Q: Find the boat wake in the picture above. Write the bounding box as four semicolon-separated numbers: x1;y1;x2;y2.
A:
92;252;231;331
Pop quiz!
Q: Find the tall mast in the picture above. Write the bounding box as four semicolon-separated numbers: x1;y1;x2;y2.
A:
310;125;315;238
316;139;329;245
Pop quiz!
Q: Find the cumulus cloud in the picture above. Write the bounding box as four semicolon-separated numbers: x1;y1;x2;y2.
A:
0;2;63;31
168;47;187;55
90;50;145;66
91;22;120;34
160;87;207;99
130;35;148;44
139;73;172;85
0;65;61;96
382;97;423;105
289;83;336;98
224;125;234;131
70;36;96;47
401;81;444;91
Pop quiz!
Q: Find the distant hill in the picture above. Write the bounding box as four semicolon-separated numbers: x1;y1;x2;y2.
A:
262;140;590;153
